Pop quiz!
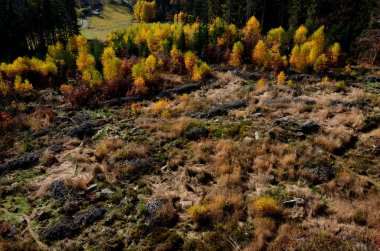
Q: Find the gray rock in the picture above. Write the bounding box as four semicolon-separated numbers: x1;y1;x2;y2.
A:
243;137;254;144
86;183;98;191
100;188;114;195
295;132;305;139
180;201;193;209
283;197;305;207
255;131;260;140
147;199;166;215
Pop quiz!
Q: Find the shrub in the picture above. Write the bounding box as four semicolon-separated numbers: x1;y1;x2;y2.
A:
290;38;324;73
174;11;186;23
2;57;29;78
60;84;73;94
192;61;210;82
188;205;210;224
29;57;58;76
309;26;325;52
82;68;103;89
14;75;33;95
289;45;303;72
313;54;328;73
152;100;169;115
60;85;95;107
252;196;281;218
256;77;268;90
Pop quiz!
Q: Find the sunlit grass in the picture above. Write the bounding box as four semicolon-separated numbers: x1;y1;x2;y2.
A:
80;3;134;40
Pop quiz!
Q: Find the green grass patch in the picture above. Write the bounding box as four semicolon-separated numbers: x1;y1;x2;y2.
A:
80;3;134;40
4;193;31;215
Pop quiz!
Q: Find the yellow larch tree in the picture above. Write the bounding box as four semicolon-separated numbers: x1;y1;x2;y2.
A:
229;41;244;67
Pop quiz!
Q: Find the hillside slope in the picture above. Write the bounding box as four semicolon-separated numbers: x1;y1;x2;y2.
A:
0;66;379;250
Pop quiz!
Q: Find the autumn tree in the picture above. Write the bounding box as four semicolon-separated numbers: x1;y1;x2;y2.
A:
229;41;244;67
294;25;308;45
184;51;197;74
134;0;157;23
290;25;328;72
277;71;286;85
170;46;184;73
242;16;261;53
252;40;267;67
266;27;286;47
192;60;210;82
329;43;341;65
76;37;103;89
101;47;122;82
132;54;159;94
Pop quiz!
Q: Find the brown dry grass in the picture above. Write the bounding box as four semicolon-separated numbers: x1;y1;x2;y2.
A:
315;126;353;152
267;223;299;251
110;142;147;162
136;117;197;139
254;155;276;172
218;167;242;187
95;138;124;161
330;196;380;228
321;171;370;198
189;139;215;164
330;109;365;130
65;172;94;190
214;139;243;187
25;108;55;132
250;217;277;251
